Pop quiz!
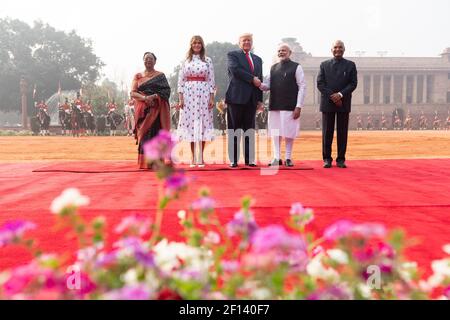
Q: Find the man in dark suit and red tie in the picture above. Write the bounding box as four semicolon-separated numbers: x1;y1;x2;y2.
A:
225;33;263;168
317;40;358;169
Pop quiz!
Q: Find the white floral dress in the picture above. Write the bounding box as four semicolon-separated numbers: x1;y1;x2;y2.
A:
177;55;215;142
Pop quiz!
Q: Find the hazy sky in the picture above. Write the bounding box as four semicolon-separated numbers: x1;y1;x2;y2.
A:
3;0;450;87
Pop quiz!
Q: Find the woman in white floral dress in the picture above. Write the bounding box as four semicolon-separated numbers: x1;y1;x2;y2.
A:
177;35;215;167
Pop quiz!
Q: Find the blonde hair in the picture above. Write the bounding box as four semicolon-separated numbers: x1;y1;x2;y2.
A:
186;35;206;62
239;33;253;42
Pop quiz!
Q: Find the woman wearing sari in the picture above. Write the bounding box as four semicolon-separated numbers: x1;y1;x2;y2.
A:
130;52;171;169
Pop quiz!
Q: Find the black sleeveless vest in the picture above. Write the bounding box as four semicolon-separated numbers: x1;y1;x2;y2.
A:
269;60;299;111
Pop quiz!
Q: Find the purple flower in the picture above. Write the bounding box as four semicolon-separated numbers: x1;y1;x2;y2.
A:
0;220;36;247
251;225;306;254
143;130;176;161
226;210;258;238
104;284;151;300
249;225;308;269
95;251;119;267
323;220;354;241
191;196;216;211
164;172;189;197
134;251;155;268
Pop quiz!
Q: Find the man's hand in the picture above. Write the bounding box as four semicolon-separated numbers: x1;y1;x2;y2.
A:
253;77;262;88
335;100;343;108
293;107;301;120
330;93;342;103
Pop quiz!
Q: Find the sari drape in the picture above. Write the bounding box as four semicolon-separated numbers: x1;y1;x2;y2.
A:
132;72;171;168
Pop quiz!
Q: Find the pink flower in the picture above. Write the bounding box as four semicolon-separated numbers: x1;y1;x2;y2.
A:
323;220;386;241
0;220;36;247
191;197;216;211
221;260;240;272
290;202;305;215
143;130;176;161
115;214;152;236
352;223;386;238
3;262;64;298
251;225;306;254
323;220;354;240
290;203;314;225
104;284;151;300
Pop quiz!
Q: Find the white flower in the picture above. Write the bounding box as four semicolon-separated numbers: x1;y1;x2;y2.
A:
177;210;186;221
398;262;418;282
122;269;139;286
443;244;450;255
306;253;339;281
431;258;450;277
153;239;212;275
357;283;373;299
50;188;90;214
204;231;220;245
327;249;349;265
427;274;445;288
251;288;272;300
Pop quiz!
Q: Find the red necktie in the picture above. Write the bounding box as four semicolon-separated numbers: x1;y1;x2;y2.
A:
245;52;254;73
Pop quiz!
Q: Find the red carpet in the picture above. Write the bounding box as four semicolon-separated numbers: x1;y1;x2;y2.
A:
1;159;449;276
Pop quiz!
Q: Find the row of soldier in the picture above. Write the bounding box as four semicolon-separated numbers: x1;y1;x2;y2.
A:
33;94;137;136
34;95;450;135
353;112;450;131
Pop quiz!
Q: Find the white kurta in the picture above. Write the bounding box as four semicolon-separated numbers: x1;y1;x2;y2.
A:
261;64;307;139
177;55;215;142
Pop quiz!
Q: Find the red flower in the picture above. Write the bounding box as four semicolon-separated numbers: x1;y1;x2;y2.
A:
156;288;183;300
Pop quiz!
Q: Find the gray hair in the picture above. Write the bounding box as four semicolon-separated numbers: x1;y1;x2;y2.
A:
278;43;292;52
332;40;345;49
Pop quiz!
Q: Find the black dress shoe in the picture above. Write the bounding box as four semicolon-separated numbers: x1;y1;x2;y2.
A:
268;159;283;167
229;163;238;168
285;159;294;167
246;163;257;167
336;161;347;168
323;160;332;168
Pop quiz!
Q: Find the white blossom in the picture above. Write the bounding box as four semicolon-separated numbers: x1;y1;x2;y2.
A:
327;249;349;264
50;188;90;214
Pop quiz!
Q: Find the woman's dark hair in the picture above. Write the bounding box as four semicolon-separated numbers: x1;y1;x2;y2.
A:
143;52;157;61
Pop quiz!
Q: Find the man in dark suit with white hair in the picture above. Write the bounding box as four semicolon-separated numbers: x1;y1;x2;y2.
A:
225;33;263;168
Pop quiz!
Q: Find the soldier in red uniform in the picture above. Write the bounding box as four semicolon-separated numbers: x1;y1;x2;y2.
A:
356;114;363;131
381;112;387;130
106;99;120;136
84;100;95;135
366;113;373;130
58;97;72;135
35;100;50;135
446;112;450;131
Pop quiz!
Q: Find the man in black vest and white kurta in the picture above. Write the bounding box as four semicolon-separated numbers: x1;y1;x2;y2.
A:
260;43;306;167
317;40;358;168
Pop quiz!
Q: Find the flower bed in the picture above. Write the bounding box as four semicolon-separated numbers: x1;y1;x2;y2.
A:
0;130;449;300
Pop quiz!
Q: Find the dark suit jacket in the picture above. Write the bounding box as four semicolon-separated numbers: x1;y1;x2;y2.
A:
225;50;263;105
317;58;358;113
